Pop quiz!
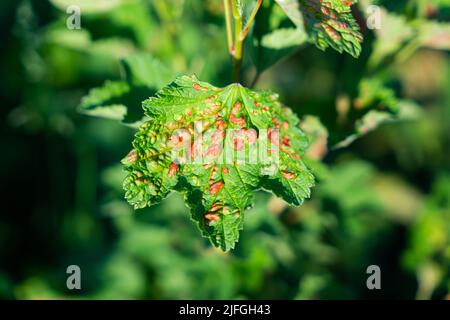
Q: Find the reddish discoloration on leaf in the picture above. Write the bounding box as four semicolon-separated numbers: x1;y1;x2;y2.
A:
282;137;291;147
193;83;207;91
210;203;221;212
282;172;296;180
205;213;220;222
268;129;280;146
230;113;246;127
272;117;280;128
190;138;203;159
216;118;227;130
247;129;258;144
205;96;216;104
126;149;138;163
210;181;224;195
233;137;245;150
170;130;191;148
230;102;246;126
232;102;242;113
205;144;221;157
321;7;330;15
222;167;229;174
324;25;341;42
343;0;353;6
168;162;178;177
212;130;225;143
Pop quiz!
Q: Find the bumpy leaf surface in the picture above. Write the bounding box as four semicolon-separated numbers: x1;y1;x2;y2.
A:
276;0;363;57
122;75;314;251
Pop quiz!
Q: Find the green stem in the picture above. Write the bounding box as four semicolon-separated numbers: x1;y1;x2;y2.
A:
226;0;263;83
224;0;234;55
231;0;243;83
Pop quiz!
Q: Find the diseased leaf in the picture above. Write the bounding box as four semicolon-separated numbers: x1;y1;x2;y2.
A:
122;75;314;251
275;0;363;57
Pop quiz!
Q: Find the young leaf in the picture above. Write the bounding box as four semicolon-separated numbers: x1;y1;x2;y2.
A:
275;0;363;57
364;6;414;68
121;52;175;89
122;75;314;251
251;1;308;71
334;100;422;149
78;53;175;125
79;80;130;121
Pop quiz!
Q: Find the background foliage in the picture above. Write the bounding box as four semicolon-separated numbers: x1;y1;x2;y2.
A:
0;0;449;299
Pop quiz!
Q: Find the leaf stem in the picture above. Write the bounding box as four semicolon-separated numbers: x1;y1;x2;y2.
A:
223;0;234;55
231;0;243;83
227;0;263;83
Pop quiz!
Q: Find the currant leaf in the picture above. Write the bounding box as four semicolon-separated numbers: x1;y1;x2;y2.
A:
275;0;363;57
123;75;314;251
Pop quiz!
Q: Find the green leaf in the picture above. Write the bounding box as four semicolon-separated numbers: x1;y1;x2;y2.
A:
417;21;450;51
275;0;363;57
79;80;129;121
334;100;422;149
260;28;308;50
78;53;176;125
121;52;175;89
363;5;450;69
364;7;414;68
123;75;314;251
300;116;329;160
355;78;399;113
251;1;308;71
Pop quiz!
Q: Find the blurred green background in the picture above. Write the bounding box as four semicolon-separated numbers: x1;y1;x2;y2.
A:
0;0;449;299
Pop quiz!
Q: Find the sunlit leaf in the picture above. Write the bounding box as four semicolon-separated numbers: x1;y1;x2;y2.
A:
275;0;363;57
123;75;314;251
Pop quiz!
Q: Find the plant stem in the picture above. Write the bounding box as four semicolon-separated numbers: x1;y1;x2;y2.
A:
231;0;243;83
226;0;263;83
223;0;234;55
